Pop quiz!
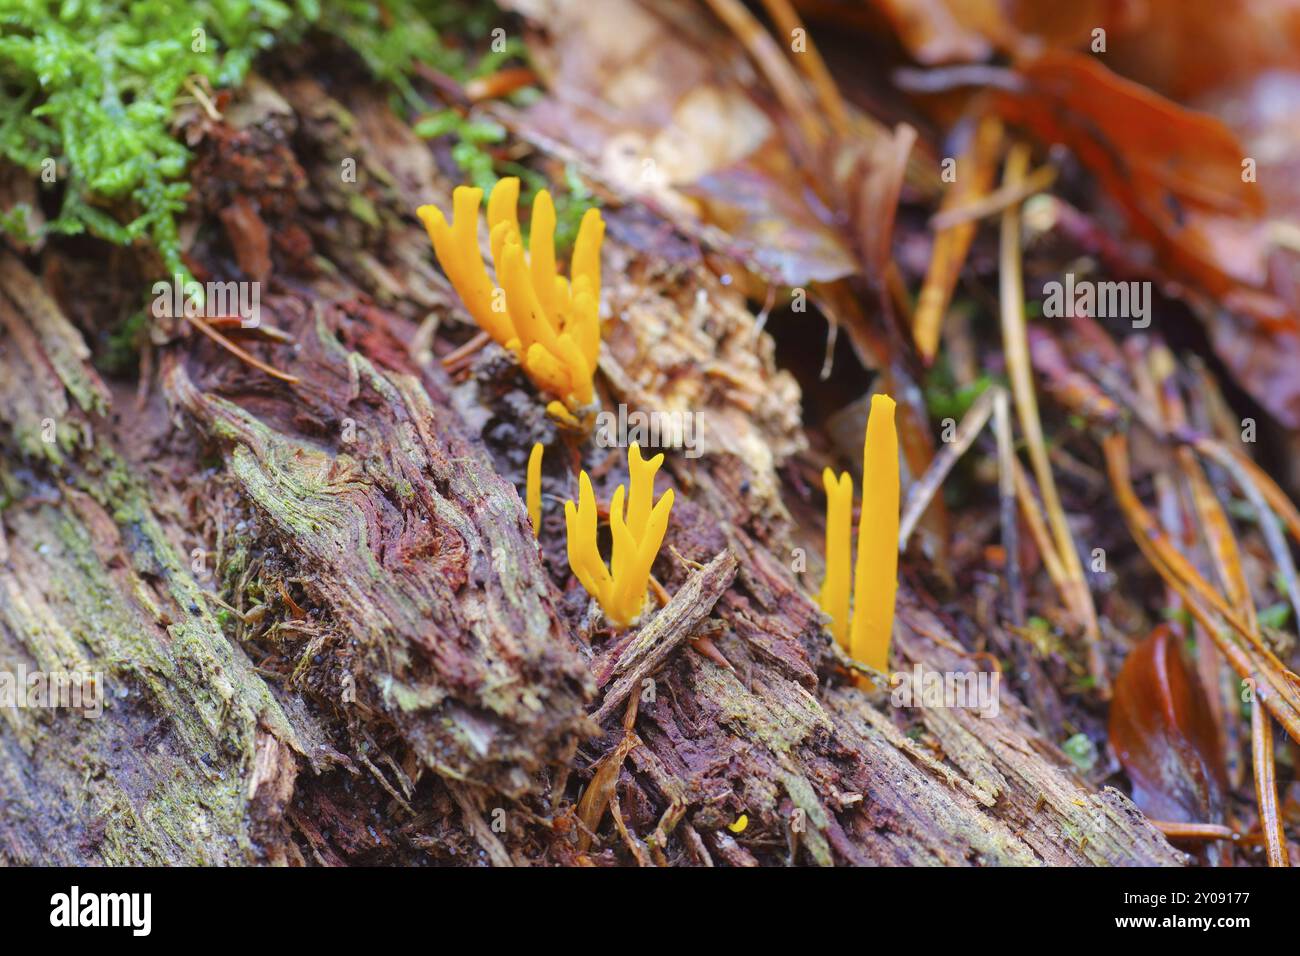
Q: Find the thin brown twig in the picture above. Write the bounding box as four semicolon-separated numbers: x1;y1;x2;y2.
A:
1194;439;1300;636
913;113;1002;361
1251;701;1290;866
1162;372;1284;864
1150;821;1239;842
1011;459;1071;606
1155;357;1245;788
930;163;1056;231
994;387;1026;626
702;0;826;151
182;75;222;121
1041;335;1299;841
1083;352;1300;658
756;0;849;138
1104;432;1300;745
899;385;998;548
183;310;299;383
608;793;655;867
465;67;537;102
575;696;641;853
440;330;491;373
999;142;1107;694
1109;437;1282;663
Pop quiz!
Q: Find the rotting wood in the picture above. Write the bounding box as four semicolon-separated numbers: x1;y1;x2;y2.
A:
0;71;1188;867
592;549;737;724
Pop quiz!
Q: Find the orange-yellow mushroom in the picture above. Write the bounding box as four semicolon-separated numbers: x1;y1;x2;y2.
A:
850;394;899;672
564;443;675;627
418;178;604;424
819;394;900;672
526;442;543;536
819;468;853;652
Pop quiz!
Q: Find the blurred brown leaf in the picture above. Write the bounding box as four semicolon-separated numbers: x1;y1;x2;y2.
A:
855;0;1300;422
1109;625;1227;825
684;142;858;285
1104;0;1300;103
1000;50;1267;290
865;0;1117;64
503;0;857;285
869;0;999;64
994;50;1300;425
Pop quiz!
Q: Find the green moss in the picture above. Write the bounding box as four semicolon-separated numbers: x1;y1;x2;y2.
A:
413;106;600;253
0;0;506;284
924;361;998;422
1062;732;1097;774
317;0;508;109
0;0;298;276
96;309;149;376
1259;600;1291;631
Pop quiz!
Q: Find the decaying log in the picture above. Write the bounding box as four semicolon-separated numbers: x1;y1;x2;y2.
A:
163;315;594;797
0;253;312;864
0;66;1185;866
591;549;738;725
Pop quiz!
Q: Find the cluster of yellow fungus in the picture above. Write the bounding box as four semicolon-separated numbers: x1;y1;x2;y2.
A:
820;394;900;673
417;178;605;425
565;444;675;628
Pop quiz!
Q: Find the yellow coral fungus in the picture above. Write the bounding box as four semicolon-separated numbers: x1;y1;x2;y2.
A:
417;179;604;422
564;444;675;627
819;468;853;651
819;394;900;672
526;442;543;537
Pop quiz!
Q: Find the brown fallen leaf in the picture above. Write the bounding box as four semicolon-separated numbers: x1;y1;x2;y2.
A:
913;112;1002;360
684;143;858;285
1103;0;1300;103
993;50;1300;426
1000;50;1267;288
868;0;999;65
1109;624;1227;825
500;0;859;286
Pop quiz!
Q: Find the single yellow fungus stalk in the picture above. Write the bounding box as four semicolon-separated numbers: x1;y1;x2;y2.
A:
419;178;604;424
565;472;614;602
564;444;675;627
487;176;520;237
526;442;544;537
572;208;605;305
529;189;558;320
819;468;853;651
849;394;900;673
